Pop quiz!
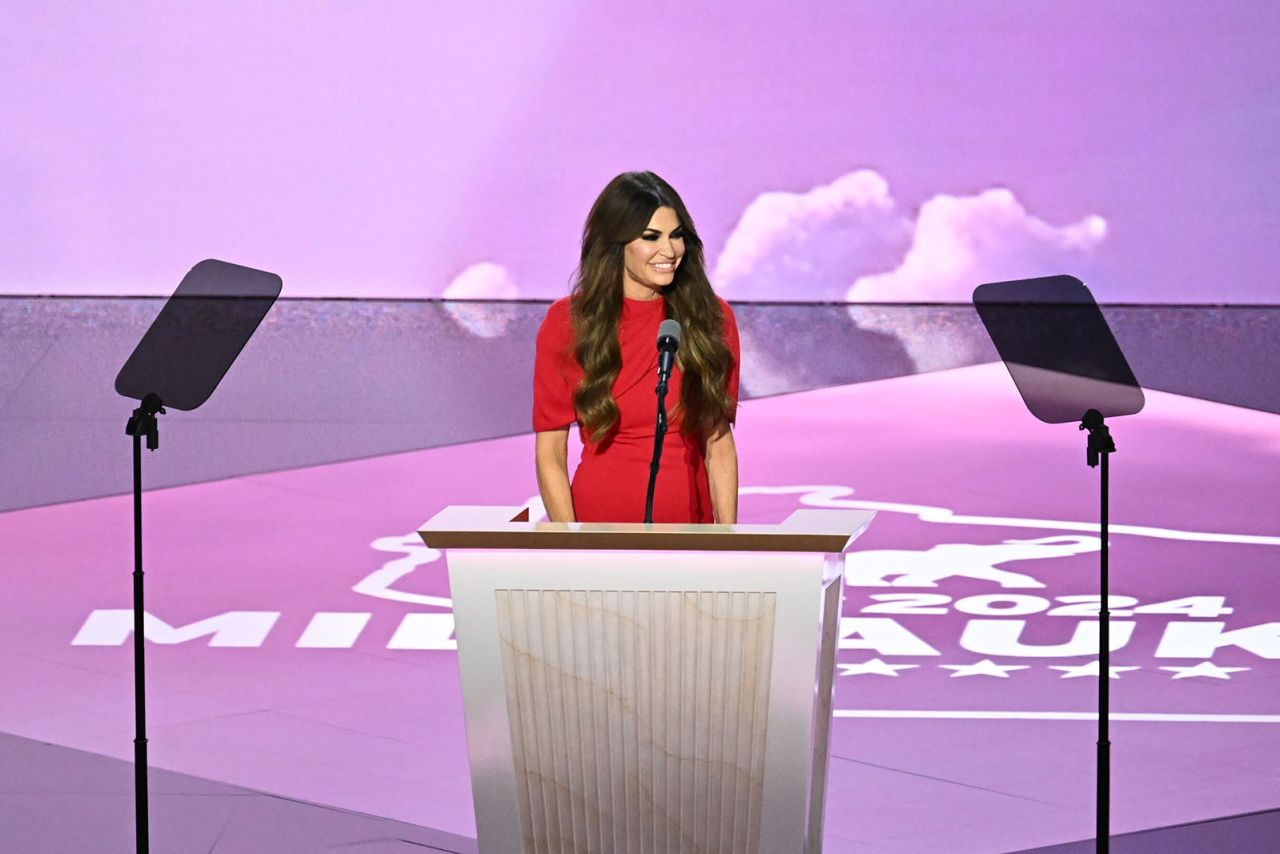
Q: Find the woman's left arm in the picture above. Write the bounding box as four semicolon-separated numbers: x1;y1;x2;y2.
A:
705;420;738;524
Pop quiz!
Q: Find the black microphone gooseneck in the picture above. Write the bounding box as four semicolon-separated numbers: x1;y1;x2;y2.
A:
644;319;681;523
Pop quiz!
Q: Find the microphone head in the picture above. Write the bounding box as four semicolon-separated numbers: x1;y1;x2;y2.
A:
657;319;682;350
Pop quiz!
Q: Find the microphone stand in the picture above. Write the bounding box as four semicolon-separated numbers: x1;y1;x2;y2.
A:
644;370;670;524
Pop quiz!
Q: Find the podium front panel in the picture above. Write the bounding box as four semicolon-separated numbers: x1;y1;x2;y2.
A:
448;548;843;854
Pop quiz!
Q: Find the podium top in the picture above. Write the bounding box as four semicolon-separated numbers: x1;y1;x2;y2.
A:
418;506;874;553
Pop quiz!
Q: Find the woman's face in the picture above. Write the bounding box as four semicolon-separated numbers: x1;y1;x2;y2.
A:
621;206;685;299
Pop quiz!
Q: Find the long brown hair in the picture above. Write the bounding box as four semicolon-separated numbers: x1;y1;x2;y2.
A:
570;171;735;442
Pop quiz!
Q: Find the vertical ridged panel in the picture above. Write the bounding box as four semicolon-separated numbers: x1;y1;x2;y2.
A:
569;590;598;850
745;597;775;851
496;590;776;854
603;589;624;851
586;590;610;850
730;590;758;854
634;591;653;852
663;590;682;852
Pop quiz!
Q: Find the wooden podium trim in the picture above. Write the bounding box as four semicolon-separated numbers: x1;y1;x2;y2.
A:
419;506;874;553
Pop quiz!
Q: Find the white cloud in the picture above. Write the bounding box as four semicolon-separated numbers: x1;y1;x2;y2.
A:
843;188;1107;370
442;262;520;338
711;172;1106;306
442;262;519;300
712;173;1109;375
846;188;1107;303
711;170;912;302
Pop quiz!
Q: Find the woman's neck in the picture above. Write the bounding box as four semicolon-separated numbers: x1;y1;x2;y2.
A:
621;278;663;301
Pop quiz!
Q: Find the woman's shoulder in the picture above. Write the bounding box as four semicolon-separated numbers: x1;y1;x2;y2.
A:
539;296;573;328
715;295;738;335
537;296;574;348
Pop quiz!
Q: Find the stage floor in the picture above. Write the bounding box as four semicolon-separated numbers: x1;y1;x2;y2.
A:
2;364;1277;852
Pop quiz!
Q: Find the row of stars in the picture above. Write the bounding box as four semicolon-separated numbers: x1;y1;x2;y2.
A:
838;659;1251;680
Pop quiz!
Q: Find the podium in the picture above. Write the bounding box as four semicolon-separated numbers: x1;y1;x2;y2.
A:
420;506;875;853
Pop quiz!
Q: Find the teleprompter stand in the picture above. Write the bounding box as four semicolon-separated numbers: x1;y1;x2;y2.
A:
114;259;281;854
974;274;1144;854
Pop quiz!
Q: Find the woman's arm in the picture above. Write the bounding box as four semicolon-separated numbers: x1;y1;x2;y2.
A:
535;428;576;522
704;420;738;524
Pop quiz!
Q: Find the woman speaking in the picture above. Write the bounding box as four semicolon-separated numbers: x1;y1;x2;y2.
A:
533;171;740;524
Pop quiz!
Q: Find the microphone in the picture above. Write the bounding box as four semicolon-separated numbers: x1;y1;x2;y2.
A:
656;319;681;388
646;319;681;523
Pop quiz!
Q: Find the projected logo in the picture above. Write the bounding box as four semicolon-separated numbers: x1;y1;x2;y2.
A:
840;537;1246;681
71;485;1280;720
753;486;1280;723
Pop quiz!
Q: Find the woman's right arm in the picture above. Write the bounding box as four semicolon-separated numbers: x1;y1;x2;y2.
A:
535;427;575;522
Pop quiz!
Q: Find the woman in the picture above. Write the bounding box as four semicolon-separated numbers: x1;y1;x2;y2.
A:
533;171;740;524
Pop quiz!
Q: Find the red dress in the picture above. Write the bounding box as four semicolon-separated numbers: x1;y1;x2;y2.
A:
533;295;740;523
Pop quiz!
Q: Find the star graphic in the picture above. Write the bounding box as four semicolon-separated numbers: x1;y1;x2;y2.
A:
1159;662;1250;680
1050;661;1141;679
939;659;1030;678
837;659;919;677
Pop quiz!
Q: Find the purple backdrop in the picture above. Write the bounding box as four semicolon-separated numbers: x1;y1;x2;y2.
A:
2;2;1277;303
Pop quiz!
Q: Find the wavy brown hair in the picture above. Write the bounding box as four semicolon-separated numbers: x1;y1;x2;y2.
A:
570;171;735;443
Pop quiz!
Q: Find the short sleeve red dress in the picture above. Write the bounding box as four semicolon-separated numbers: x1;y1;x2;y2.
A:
533;295;740;523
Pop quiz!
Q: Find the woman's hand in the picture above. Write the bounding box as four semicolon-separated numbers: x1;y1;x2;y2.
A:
704;420;738;524
535;428;576;522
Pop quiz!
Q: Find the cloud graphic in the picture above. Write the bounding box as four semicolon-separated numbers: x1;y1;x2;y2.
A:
711;171;1106;305
443;262;519;300
845;188;1107;304
841;187;1107;369
711;170;913;302
442;262;520;337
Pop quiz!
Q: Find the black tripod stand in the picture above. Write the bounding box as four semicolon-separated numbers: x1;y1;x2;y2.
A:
123;393;164;854
975;275;1144;854
115;260;280;853
1081;408;1116;851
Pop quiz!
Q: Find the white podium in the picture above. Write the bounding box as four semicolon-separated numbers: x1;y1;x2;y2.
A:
420;506;874;853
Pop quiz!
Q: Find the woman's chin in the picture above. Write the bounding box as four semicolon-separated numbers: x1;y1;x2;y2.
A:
623;276;673;299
